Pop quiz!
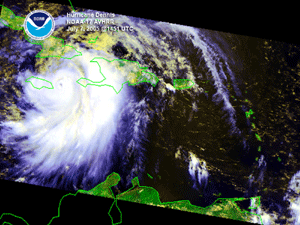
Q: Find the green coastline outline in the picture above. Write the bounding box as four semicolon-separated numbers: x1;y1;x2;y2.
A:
25;76;54;90
76;57;159;94
0;4;82;60
0;172;263;225
173;79;195;90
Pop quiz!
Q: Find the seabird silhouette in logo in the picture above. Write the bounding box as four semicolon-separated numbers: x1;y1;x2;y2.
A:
27;16;51;30
25;11;54;40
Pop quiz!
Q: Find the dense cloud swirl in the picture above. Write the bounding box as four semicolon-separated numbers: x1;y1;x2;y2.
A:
3;8;300;225
0;49;131;190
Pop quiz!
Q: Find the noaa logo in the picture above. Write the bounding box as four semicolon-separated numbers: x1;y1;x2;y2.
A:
24;10;55;40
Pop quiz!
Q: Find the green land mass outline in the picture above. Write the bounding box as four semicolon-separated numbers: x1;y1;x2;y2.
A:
80;173;263;224
76;57;159;94
0;5;159;93
25;76;54;90
0;4;83;60
0;172;263;225
1;2;263;225
173;79;195;90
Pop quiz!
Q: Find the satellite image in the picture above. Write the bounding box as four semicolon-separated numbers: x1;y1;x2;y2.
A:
0;0;300;224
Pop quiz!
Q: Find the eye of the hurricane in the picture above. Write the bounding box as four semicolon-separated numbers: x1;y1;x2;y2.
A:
57;78;64;88
0;51;130;189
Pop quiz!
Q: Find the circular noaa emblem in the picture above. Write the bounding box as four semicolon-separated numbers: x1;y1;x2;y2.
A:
24;10;55;40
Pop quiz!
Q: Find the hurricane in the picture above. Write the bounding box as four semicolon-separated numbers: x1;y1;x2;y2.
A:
1;5;300;224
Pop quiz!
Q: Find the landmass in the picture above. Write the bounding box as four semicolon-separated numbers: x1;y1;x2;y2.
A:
79;172;263;224
76;57;159;94
0;172;263;225
173;79;195;90
0;5;82;59
77;172;120;199
1;4;262;225
0;4;23;30
25;76;54;90
88;36;98;43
